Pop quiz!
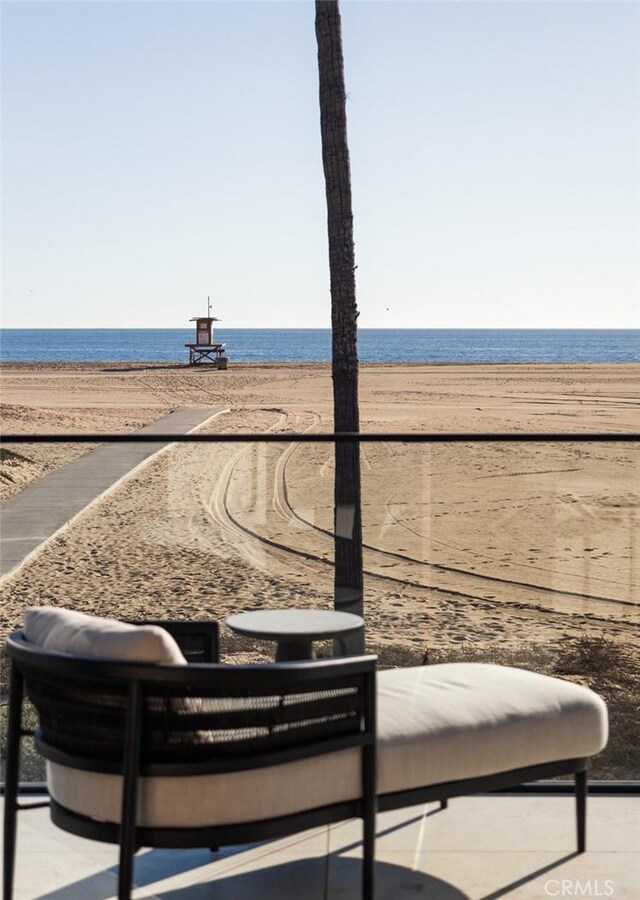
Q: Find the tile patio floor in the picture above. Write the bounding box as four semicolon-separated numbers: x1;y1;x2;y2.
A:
3;794;638;899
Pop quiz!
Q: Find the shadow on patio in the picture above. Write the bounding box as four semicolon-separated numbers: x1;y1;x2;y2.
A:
5;795;638;899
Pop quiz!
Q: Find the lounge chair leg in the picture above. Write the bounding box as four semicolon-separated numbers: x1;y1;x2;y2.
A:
362;737;376;900
118;843;135;900
363;811;375;900
440;799;448;810
576;770;587;853
118;681;144;900
3;662;24;900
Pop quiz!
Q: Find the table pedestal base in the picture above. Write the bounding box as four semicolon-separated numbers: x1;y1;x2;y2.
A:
275;640;316;662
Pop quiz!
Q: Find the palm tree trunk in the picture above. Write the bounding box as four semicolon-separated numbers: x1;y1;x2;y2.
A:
315;0;364;654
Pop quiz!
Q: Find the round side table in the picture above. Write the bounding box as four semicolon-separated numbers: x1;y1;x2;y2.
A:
225;609;364;661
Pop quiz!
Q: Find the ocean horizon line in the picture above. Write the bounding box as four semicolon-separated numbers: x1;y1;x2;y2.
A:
2;326;638;332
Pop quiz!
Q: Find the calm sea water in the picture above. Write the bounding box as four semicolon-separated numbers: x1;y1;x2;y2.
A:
0;329;638;364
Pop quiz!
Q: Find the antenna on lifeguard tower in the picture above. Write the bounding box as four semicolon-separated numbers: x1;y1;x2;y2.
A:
207;295;212;317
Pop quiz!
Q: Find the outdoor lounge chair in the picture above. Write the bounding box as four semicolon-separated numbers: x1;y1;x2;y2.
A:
3;608;608;900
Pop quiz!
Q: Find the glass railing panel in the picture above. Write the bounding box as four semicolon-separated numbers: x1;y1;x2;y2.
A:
358;439;639;781
0;435;638;782
360;440;639;649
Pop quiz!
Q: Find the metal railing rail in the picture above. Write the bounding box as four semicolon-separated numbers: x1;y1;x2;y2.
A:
3;432;640;443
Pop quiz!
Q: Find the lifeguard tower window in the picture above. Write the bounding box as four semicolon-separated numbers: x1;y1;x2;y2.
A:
197;322;210;345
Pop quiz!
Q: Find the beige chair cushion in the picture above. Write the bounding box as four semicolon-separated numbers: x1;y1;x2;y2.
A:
24;607;186;665
47;662;608;828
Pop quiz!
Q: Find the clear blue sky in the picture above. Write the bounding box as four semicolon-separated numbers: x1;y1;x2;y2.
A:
2;1;639;328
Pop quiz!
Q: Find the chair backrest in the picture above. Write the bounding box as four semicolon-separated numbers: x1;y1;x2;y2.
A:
127;620;220;664
7;631;376;779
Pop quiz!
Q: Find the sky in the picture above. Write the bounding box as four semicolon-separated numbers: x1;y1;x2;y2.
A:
2;0;639;329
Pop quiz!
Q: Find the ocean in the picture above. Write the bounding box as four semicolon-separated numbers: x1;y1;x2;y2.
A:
0;328;638;364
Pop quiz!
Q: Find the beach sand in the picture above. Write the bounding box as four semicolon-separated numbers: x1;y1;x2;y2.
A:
1;361;638;659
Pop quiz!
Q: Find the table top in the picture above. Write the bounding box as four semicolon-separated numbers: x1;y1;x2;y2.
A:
225;609;364;642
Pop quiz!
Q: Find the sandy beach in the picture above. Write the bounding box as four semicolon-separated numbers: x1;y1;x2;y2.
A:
1;361;639;659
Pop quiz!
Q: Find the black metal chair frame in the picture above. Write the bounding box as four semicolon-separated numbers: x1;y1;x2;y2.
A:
3;622;589;900
3;625;378;900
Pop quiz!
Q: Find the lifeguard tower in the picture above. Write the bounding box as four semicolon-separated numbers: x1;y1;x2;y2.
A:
185;298;228;368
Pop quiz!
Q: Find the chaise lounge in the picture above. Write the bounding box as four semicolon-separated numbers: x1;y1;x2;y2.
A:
3;607;609;900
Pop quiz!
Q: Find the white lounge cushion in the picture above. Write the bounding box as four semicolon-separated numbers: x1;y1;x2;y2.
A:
47;663;608;828
24;607;186;665
374;664;607;796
